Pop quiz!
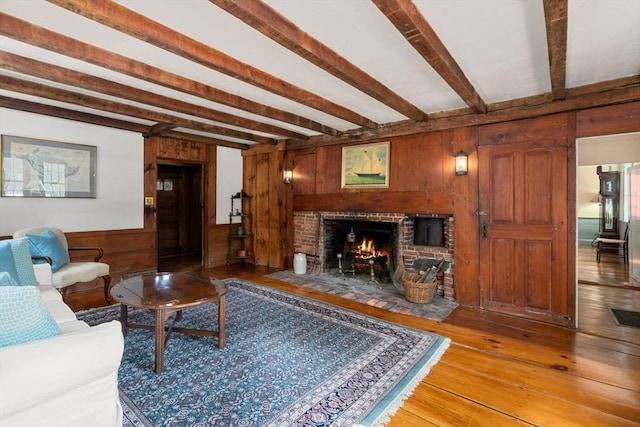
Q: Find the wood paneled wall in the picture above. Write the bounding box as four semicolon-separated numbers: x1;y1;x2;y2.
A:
16;101;636;301
290;101;640;307
242;142;293;269
293;131;456;214
64;228;156;283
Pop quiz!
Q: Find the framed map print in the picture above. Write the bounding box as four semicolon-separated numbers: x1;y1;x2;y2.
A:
1;135;97;198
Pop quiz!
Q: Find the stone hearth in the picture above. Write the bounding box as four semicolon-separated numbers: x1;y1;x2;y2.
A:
293;211;455;300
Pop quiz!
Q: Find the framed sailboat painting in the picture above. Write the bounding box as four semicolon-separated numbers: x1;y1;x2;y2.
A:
341;141;389;189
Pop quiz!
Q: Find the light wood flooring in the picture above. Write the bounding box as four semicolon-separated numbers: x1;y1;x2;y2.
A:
66;252;639;426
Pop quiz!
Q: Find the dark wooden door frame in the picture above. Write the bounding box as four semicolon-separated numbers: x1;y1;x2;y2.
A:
156;161;205;267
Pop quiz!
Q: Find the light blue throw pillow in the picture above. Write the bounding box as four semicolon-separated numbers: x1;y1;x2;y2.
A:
0;241;21;284
26;229;70;273
8;237;38;285
0;286;60;347
0;272;18;287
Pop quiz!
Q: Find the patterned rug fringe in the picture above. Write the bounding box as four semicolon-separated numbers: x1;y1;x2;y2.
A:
365;340;450;426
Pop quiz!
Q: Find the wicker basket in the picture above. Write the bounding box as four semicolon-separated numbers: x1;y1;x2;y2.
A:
402;271;437;304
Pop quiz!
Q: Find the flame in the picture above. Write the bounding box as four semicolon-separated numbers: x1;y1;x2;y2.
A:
354;238;382;259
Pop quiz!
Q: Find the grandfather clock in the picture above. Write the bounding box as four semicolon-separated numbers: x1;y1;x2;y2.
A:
597;166;620;239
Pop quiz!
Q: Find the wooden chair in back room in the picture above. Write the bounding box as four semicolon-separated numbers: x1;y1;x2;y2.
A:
595;224;629;265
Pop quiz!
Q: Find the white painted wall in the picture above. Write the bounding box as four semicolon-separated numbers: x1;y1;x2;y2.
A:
576;165;602;218
216;146;243;225
0;109;143;235
578;132;640;165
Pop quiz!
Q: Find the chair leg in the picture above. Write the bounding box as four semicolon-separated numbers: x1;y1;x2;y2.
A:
624;244;629;265
103;275;113;304
596;242;601;263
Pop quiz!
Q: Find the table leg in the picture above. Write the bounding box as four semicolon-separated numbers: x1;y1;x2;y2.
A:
218;295;226;349
120;304;128;336
155;309;165;374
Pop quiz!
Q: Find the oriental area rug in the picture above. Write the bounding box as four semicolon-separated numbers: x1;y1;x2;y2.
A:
78;279;450;426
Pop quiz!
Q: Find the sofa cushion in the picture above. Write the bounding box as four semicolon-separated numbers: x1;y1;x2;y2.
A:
51;262;109;288
0;272;18;287
37;284;63;302
8;238;38;285
43;298;78;324
0;238;38;286
0;241;21;285
0;286;60;347
56;320;90;334
25;229;70;273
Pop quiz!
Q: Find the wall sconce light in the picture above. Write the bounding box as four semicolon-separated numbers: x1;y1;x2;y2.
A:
284;168;293;184
455;151;468;176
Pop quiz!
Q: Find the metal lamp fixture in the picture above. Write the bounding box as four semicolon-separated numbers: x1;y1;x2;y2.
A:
455;150;468;176
284;168;293;184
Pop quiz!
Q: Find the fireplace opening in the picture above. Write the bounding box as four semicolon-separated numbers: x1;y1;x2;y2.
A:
324;219;396;280
413;216;447;247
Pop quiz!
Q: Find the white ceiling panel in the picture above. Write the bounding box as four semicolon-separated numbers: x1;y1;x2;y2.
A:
414;0;551;103
566;0;640;88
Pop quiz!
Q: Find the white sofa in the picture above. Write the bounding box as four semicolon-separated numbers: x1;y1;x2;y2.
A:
0;263;124;427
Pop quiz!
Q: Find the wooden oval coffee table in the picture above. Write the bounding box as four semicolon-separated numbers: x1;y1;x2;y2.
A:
110;272;227;373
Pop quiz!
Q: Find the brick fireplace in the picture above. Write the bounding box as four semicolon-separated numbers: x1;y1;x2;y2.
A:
293;211;455;300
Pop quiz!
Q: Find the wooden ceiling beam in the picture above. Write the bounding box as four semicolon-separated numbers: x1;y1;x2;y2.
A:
287;78;640;148
209;0;428;122
372;0;487;114
543;0;568;100
0;96;250;149
0;51;304;141
0;13;335;137
0;74;275;144
565;75;640;98
159;131;250;149
46;0;379;129
0;95;149;133
143;123;178;138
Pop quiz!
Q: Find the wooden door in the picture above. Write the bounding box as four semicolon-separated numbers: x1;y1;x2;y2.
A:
157;164;202;258
478;142;571;326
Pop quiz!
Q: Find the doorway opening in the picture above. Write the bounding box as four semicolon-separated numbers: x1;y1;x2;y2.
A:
576;133;638;289
576;133;639;337
157;163;203;268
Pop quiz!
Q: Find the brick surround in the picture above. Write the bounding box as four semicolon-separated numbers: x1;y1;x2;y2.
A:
293;211;455;300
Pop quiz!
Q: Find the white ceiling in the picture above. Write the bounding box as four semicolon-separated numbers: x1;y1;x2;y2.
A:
1;0;639;146
578;132;640;166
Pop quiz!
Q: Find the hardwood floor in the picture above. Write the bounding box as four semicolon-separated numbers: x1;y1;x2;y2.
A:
66;254;640;426
577;245;638;342
578;244;632;288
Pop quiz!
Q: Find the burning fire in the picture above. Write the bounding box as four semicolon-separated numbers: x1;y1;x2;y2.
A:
353;238;383;259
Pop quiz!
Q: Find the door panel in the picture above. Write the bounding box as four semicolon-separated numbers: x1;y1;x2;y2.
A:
157;164;202;259
490;239;516;304
479;142;570;325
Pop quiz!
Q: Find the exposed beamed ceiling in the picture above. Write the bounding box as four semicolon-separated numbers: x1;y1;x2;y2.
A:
0;0;639;150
